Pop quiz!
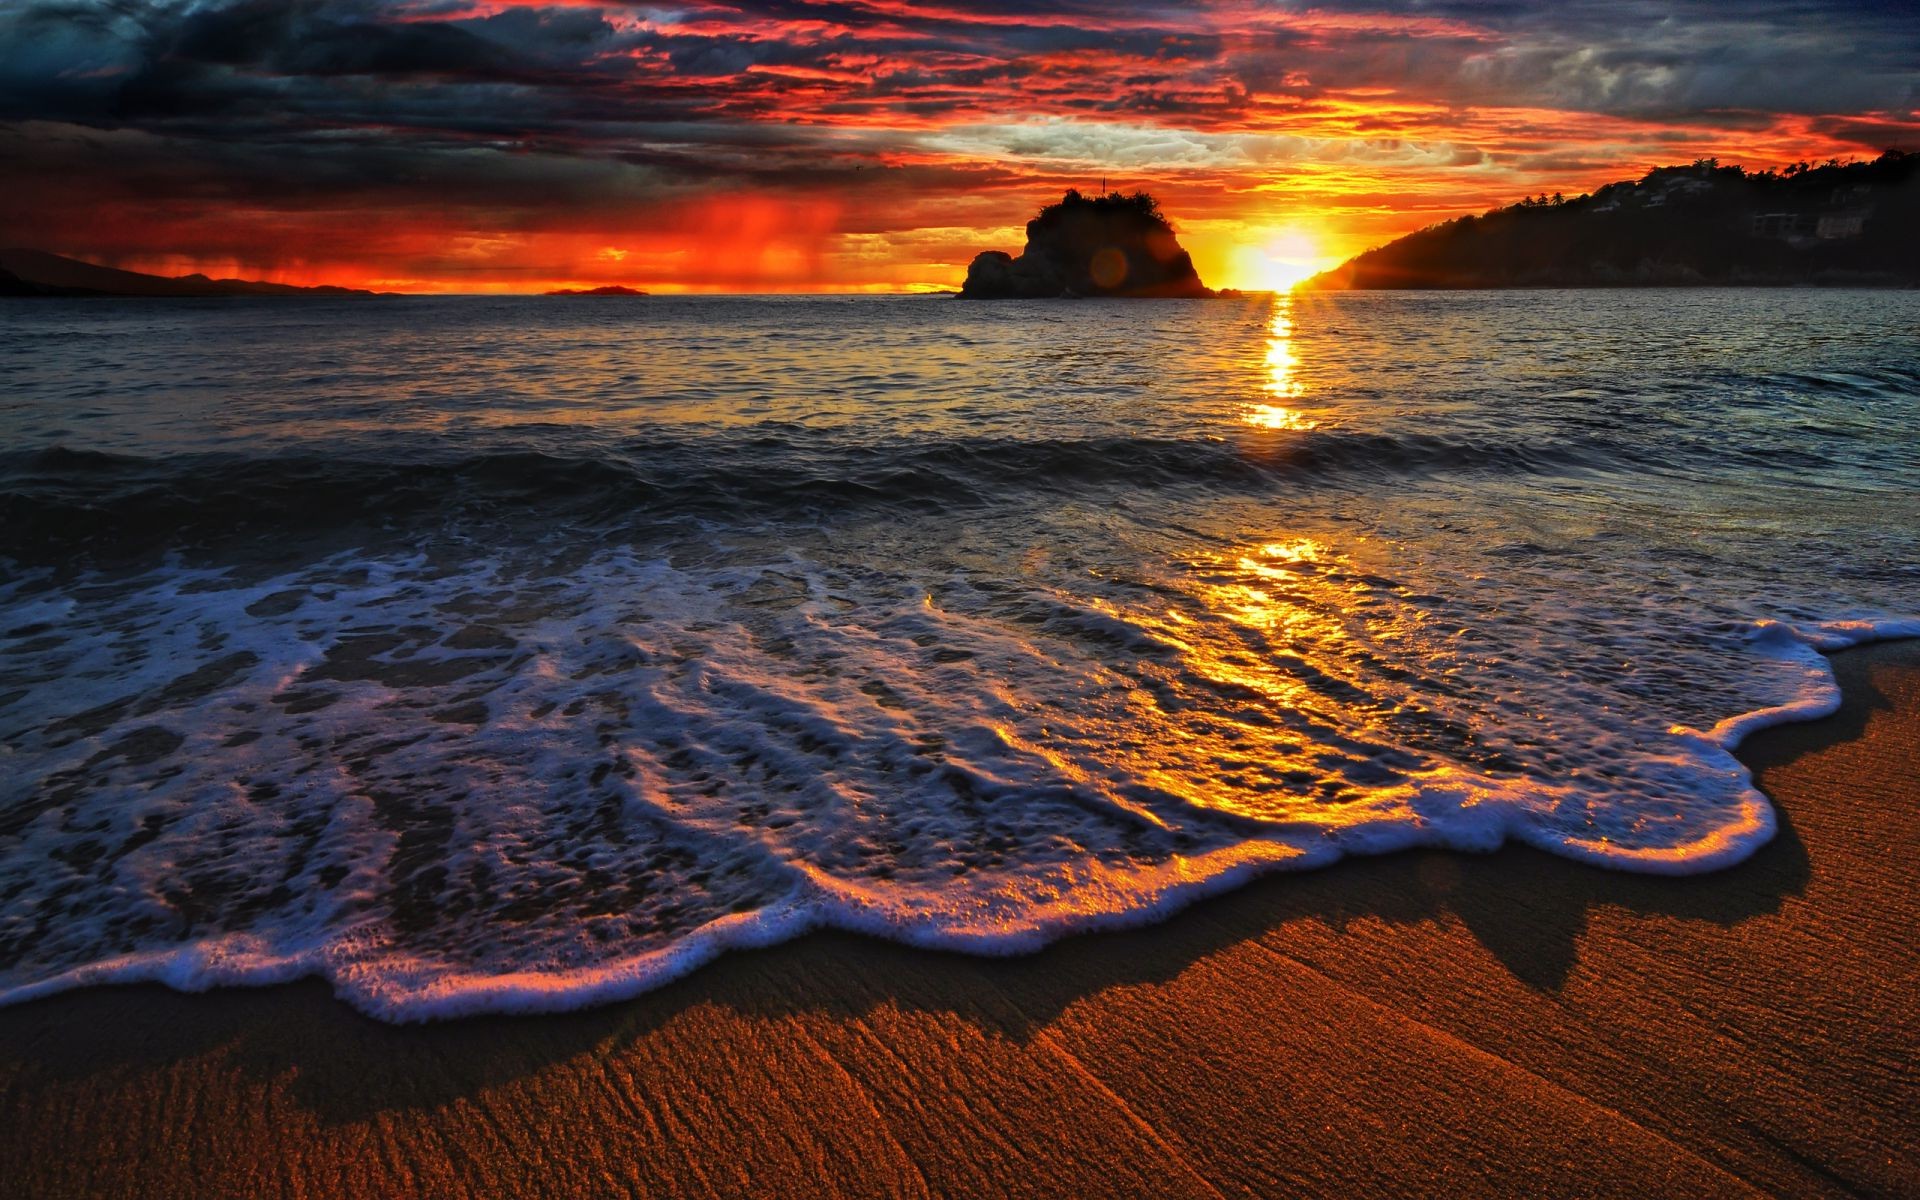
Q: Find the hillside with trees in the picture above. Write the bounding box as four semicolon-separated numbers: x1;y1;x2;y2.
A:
1304;151;1919;289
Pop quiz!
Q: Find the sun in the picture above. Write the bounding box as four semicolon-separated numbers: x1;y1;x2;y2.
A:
1225;227;1332;292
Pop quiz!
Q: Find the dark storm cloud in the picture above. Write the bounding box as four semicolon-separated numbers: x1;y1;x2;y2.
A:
1302;0;1920;114
8;1;1912;144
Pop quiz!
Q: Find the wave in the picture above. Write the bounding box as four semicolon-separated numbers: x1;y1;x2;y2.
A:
0;430;1624;561
2;614;1912;1023
1;517;1911;1021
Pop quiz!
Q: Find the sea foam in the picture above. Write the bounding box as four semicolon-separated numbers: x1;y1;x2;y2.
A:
3;539;1911;1020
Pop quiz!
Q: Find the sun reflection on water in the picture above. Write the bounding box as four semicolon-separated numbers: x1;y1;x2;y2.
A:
1048;531;1438;827
1244;294;1318;431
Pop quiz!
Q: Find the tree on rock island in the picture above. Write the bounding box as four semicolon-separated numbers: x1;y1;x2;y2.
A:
960;191;1214;299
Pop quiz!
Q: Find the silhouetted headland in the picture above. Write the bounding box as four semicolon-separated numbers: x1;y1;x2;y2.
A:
960;191;1217;299
544;285;649;296
1304;150;1920;289
0;249;379;297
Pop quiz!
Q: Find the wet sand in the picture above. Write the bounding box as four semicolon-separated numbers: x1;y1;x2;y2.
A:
3;639;1916;1198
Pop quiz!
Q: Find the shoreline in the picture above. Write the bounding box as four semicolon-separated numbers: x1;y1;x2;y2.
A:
4;636;1917;1196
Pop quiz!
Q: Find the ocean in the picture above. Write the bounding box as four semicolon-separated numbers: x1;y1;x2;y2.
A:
2;290;1916;1020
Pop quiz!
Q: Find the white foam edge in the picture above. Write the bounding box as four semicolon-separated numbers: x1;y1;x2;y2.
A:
1705;615;1920;746
2;615;1914;1022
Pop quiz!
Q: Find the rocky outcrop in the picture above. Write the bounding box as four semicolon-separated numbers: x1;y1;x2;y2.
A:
545;285;648;296
960;191;1213;299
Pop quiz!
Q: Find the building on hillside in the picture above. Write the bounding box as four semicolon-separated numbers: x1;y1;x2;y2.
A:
1751;212;1807;239
1815;210;1868;239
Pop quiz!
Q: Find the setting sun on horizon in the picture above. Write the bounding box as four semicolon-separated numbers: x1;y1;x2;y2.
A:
1212;228;1340;293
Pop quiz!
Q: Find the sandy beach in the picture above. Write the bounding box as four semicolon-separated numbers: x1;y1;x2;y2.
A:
3;636;1915;1199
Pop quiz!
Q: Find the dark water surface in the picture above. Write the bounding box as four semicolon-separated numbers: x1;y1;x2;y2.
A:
2;290;1915;1018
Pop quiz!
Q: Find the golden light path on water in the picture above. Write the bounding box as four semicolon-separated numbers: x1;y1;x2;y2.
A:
1102;293;1490;840
1244;294;1319;431
1001;299;1454;837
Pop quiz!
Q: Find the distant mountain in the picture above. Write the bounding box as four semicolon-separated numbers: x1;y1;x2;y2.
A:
1303;150;1920;290
960;190;1214;299
544;285;649;296
0;249;379;297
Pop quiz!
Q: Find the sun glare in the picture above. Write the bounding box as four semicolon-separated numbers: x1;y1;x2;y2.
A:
1227;228;1332;292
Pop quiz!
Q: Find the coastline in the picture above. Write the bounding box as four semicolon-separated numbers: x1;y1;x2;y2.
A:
4;637;1916;1197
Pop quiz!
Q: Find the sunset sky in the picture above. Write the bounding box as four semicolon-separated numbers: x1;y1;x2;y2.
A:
3;0;1916;292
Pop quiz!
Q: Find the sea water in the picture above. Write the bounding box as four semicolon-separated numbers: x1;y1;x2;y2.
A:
1;290;1915;1019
